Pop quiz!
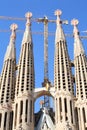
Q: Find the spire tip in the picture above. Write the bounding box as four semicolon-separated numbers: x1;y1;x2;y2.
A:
71;19;79;26
10;23;18;31
54;9;62;16
25;12;32;19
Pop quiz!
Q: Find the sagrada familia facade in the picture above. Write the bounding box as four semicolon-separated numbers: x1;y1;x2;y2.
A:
0;9;87;130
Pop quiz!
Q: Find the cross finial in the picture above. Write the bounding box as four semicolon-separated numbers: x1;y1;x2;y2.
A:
10;23;18;40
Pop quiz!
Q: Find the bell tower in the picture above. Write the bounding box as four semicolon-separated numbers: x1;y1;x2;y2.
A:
54;9;76;130
13;12;35;130
71;19;87;130
0;23;17;130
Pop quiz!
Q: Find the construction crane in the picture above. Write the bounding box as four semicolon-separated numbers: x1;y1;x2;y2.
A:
0;15;53;108
37;16;52;109
0;15;87;38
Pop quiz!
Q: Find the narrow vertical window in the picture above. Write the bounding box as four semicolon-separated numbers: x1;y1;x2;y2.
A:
70;100;73;123
56;98;58;123
30;100;32;122
4;112;7;128
78;108;80;130
59;98;62;120
20;101;23;115
20;100;23;123
0;113;2;127
82;107;86;123
15;104;18;127
64;98;67;113
75;108;78;124
10;111;13;130
64;98;67;121
25;100;28;122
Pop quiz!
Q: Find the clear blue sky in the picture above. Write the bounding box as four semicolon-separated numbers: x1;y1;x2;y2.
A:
0;0;87;112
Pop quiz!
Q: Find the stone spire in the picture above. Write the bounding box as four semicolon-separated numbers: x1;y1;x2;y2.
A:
22;12;32;44
54;10;76;130
71;19;85;58
4;23;18;61
13;12;34;130
54;10;66;43
54;9;74;93
71;19;87;99
0;24;17;130
15;12;34;96
72;19;87;130
0;23;17;104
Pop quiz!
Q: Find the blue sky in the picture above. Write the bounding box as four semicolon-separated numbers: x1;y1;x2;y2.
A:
0;0;87;112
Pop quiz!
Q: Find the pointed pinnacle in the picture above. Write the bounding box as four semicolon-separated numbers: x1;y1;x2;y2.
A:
54;9;62;17
71;19;79;26
10;23;18;31
54;9;62;25
71;19;79;35
25;12;32;19
25;12;32;26
10;23;18;40
71;19;85;58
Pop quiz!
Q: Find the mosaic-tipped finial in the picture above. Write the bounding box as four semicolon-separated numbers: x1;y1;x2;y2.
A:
25;12;32;19
71;19;79;26
54;9;62;25
10;23;18;31
71;19;79;35
54;9;62;17
10;23;18;40
71;19;85;58
25;12;32;26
